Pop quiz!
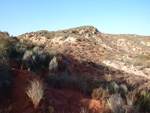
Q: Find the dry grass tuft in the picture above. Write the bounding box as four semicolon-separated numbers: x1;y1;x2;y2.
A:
26;79;45;109
49;56;58;73
107;94;125;113
80;107;89;113
92;86;110;105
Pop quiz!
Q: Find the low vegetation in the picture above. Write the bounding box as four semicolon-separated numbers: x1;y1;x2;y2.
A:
49;56;58;73
135;54;150;60
0;26;150;112
92;86;109;105
107;94;125;113
46;75;85;91
0;34;13;101
26;79;45;109
80;107;89;113
0;61;13;101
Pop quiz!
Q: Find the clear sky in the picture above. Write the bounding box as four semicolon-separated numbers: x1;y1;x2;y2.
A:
0;0;150;36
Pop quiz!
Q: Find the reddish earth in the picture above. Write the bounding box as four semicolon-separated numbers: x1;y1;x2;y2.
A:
0;69;104;113
67;55;105;78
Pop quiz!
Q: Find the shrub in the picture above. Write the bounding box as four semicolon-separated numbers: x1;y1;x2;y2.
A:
126;106;139;113
25;41;35;49
11;43;27;64
104;74;112;82
125;90;140;113
80;107;89;113
125;100;140;113
13;43;27;55
26;79;45;109
58;60;69;71
90;77;103;88
137;89;150;112
33;46;43;54
107;94;125;113
43;102;54;113
45;75;58;87
80;76;104;95
0;60;13;101
109;81;119;94
119;84;128;95
0;36;12;59
22;48;47;75
135;54;150;60
126;90;137;106
48;46;60;55
46;75;85;91
35;51;46;64
43;51;53;67
31;65;44;76
49;56;58;73
92;86;110;103
0;104;12;113
0;36;13;101
28;47;46;75
22;51;36;70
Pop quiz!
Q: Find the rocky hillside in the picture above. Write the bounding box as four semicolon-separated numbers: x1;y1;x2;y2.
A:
1;26;150;113
18;26;150;54
18;26;150;78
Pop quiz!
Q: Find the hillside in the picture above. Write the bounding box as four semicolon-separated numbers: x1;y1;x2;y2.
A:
0;26;150;113
18;26;150;79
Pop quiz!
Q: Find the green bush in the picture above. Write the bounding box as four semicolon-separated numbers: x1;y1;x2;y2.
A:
33;46;43;54
46;75;85;91
127;89;150;112
137;89;150;112
22;51;36;70
11;43;27;64
25;41;35;49
21;47;47;75
36;51;46;64
0;34;13;101
0;60;13;101
80;76;104;95
41;50;53;68
32;47;47;75
135;54;150;60
119;84;128;95
0;36;13;59
109;81;119;94
13;43;27;54
90;77;103;88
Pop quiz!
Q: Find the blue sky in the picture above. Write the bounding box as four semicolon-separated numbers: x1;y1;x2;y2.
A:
0;0;150;36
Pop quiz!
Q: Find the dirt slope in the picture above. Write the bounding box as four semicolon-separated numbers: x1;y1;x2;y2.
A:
0;69;103;113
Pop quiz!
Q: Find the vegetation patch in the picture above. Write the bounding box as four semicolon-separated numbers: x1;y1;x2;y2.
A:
26;79;45;109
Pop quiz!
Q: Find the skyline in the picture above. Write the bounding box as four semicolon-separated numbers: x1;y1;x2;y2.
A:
0;0;150;36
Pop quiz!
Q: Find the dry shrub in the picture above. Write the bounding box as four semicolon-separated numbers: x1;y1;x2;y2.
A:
92;86;110;105
126;89;150;112
126;90;137;105
41;100;54;113
104;74;112;82
80;107;89;113
107;94;125;113
137;89;150;112
49;56;58;73
26;79;45;109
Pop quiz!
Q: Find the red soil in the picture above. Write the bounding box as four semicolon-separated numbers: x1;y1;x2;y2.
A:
0;69;104;113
